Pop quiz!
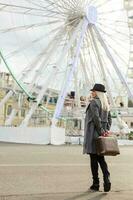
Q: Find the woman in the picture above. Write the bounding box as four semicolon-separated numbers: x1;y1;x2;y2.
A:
83;83;112;192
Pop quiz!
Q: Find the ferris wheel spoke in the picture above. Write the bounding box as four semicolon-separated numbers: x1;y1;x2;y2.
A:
103;42;128;66
0;0;131;127
98;19;129;30
30;24;70;83
89;27;110;90
93;25;133;99
101;55;122;93
5;16;78;60
97;26;129;51
97;34;129;65
88;0;97;6
0;20;62;33
3;25;66;101
48;0;73;12
27;0;56;11
82;36;95;84
98;18;128;24
87;31;104;79
33;37;68;85
96;25;130;48
44;0;70;15
97;22;129;39
80;47;92;86
5;24;63;59
99;9;125;15
9;28;67;126
0;51;44;110
22;27;68;86
0;2;66;19
26;0;68;17
88;26;114;105
95;0;114;8
49;0;76;12
65;0;77;10
0;2;46;13
20;66;58;127
86;30;104;79
0;9;63;18
0;50;36;99
60;0;73;9
80;38;91;86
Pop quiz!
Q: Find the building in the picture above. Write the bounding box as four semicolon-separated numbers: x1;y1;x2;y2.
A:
0;72;133;132
0;72;56;126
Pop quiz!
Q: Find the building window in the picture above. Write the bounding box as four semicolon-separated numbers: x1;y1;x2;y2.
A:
21;109;25;117
74;119;78;127
131;122;133;128
49;97;52;103
44;95;47;102
7;105;12;115
54;97;57;104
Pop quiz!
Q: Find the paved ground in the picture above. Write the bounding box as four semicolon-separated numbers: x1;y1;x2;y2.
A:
0;143;132;200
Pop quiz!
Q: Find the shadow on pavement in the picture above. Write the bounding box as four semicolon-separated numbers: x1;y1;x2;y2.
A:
65;191;107;200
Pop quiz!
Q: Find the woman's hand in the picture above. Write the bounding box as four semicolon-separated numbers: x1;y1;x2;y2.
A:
101;131;111;137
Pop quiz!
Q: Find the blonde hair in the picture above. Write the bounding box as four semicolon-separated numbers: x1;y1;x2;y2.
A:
96;91;110;111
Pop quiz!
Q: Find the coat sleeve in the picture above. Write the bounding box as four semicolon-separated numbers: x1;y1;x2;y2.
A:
89;100;105;135
107;111;112;130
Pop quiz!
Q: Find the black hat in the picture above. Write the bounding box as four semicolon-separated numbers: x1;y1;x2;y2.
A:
90;83;106;93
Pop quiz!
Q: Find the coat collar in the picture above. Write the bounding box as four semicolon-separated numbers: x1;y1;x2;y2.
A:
85;96;100;113
93;95;99;100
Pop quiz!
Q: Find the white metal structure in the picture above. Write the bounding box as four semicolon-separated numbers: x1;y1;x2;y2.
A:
0;0;132;127
124;0;133;79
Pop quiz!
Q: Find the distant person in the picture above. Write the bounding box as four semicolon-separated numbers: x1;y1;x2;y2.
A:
83;83;112;192
120;102;124;107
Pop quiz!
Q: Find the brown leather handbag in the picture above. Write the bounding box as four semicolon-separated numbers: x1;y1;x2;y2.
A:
95;136;120;156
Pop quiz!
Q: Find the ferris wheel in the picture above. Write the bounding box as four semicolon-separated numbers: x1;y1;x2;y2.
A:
0;0;132;127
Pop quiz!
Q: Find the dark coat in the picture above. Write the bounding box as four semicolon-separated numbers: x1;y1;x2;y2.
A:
83;96;112;154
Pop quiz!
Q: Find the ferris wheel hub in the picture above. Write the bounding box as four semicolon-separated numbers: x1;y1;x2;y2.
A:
86;6;97;24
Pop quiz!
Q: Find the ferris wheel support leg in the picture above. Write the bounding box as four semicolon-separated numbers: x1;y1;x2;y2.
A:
0;90;14;109
5;109;18;126
93;25;133;99
52;18;89;123
89;26;114;106
20;67;58;127
80;52;92;86
81;38;95;84
74;68;81;108
4;93;22;126
82;37;95;85
20;20;83;127
70;42;81;108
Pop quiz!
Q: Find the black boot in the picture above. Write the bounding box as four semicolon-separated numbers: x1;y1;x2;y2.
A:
90;183;99;191
104;176;111;192
90;179;99;191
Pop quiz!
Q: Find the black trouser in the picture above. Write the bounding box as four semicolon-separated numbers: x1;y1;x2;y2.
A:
90;154;110;184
